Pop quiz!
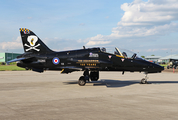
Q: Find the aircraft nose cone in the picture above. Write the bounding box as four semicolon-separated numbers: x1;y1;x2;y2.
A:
158;65;164;71
152;63;164;72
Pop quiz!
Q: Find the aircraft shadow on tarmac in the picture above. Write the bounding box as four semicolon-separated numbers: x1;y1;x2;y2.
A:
63;79;178;88
92;79;139;88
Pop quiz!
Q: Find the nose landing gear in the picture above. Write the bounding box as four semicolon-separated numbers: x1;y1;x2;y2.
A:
140;73;149;84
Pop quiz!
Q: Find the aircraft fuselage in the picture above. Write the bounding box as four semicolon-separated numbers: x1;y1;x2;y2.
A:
17;47;164;74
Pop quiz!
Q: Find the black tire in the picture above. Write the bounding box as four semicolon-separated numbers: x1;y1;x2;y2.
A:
90;71;99;81
25;67;29;70
78;76;86;86
140;78;147;84
167;66;169;69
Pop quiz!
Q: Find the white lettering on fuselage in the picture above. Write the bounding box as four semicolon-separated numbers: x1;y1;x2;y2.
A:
89;52;99;57
38;59;46;63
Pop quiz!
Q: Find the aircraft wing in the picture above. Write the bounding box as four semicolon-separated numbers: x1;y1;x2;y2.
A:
60;66;82;74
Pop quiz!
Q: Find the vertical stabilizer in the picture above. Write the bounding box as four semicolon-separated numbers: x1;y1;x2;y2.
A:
20;28;53;53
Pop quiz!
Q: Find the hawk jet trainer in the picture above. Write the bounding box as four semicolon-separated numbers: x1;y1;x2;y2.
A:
7;28;164;86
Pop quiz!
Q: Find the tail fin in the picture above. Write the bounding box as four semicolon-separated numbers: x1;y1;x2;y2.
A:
20;28;53;53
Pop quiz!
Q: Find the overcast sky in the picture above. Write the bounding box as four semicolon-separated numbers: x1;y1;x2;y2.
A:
0;0;178;57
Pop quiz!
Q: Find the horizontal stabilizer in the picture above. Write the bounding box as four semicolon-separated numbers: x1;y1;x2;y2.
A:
6;58;25;64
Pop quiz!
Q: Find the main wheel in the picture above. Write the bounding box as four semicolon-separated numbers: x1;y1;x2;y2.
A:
78;76;86;86
90;71;99;81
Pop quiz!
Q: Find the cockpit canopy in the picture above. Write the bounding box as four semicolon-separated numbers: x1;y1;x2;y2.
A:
100;47;143;60
114;47;137;59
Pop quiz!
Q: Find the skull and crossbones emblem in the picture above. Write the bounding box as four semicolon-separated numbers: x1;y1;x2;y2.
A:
24;35;40;51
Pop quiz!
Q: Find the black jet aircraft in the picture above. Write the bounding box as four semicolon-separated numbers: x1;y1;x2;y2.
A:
7;28;164;86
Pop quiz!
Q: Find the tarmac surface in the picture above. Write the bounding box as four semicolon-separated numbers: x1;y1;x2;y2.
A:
0;71;178;120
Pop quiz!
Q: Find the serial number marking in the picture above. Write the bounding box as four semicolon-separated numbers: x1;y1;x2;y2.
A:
38;59;46;62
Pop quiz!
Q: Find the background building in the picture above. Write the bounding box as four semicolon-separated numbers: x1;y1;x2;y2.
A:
145;56;162;63
0;53;21;63
159;54;178;64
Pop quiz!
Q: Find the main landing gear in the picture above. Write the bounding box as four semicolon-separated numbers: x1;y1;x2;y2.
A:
78;76;86;86
140;73;149;84
78;70;99;86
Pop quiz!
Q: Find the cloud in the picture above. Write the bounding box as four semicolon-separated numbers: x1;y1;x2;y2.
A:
85;34;111;46
119;0;178;26
0;36;22;51
85;0;178;48
79;23;85;26
86;40;111;46
43;37;85;51
111;22;178;38
0;36;83;53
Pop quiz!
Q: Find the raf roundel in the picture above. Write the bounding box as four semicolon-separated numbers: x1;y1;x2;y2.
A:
52;57;60;65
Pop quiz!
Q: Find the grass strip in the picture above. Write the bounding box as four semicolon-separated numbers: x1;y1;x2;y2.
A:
0;65;25;71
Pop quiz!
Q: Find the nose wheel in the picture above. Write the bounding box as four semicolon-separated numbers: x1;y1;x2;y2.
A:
140;73;149;84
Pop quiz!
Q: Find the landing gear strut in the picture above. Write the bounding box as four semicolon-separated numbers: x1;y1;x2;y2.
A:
140;73;149;84
78;70;99;86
